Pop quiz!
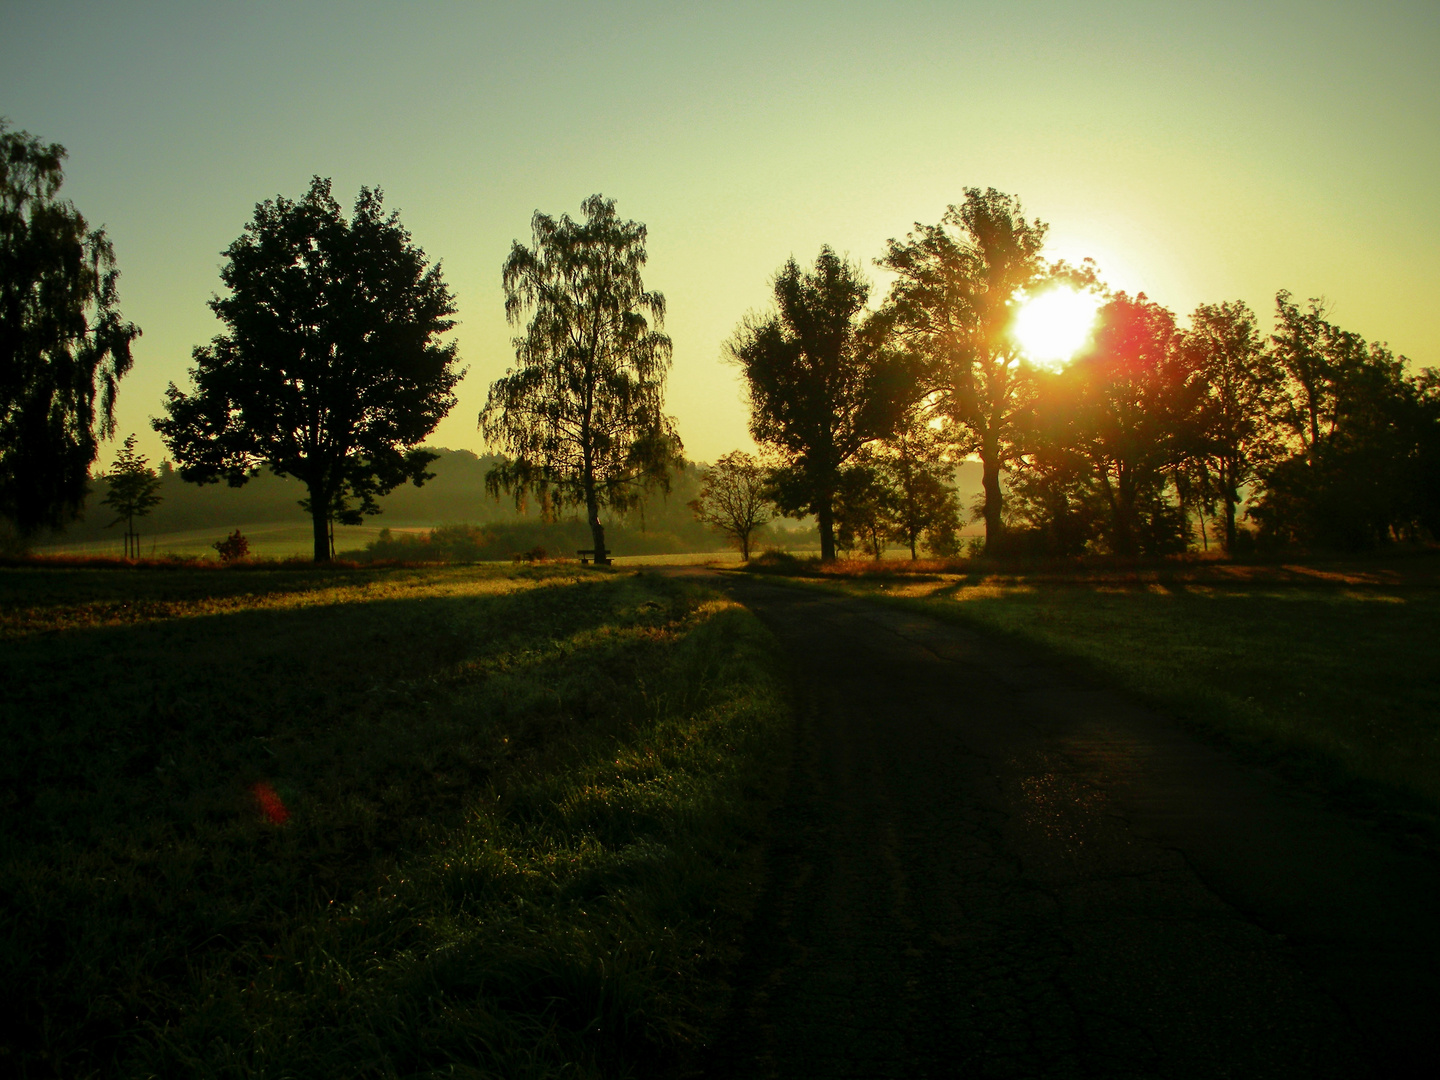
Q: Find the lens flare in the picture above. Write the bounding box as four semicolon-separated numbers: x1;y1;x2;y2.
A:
1012;288;1101;369
252;781;290;825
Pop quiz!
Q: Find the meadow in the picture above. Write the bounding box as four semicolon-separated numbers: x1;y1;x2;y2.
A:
751;554;1440;828
1;562;791;1079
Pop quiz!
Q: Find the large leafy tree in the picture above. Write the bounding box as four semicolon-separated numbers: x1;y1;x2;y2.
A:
1175;300;1282;551
729;247;912;561
1037;294;1194;556
1;121;140;535
1252;294;1435;549
482;194;679;564
155;177;460;562
877;188;1058;549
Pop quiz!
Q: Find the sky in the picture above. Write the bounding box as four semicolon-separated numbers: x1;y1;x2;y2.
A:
3;0;1437;468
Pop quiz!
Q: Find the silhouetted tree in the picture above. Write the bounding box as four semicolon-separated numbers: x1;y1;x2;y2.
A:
1269;291;1337;456
155;177;460;562
730;248;912;561
482;195;679;565
689;450;772;561
875;406;960;559
1;121;140;534
833;456;894;560
1055;294;1194;556
100;434;161;557
1005;394;1103;556
1252;295;1434;549
1176;301;1283;551
878;189;1064;550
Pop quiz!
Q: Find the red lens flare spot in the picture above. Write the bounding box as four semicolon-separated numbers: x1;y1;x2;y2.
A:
251;781;290;825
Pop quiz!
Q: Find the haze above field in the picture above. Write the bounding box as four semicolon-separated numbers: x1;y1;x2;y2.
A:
2;0;1436;468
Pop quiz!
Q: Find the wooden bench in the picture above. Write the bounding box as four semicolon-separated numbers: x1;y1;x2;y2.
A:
577;548;612;565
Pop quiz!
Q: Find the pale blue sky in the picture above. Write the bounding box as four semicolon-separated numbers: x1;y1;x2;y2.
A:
3;1;1436;465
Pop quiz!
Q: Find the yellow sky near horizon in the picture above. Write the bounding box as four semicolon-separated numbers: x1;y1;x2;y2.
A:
3;1;1436;472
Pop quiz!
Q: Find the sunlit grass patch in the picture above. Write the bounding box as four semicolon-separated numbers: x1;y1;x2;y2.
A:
1;565;790;1078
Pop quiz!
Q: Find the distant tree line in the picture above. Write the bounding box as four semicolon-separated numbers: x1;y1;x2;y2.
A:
702;189;1440;560
4;117;1435;561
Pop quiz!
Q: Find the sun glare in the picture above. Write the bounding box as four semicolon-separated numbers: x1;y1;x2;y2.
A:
1012;288;1101;369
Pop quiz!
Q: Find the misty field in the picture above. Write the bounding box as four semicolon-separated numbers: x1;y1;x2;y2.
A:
0;563;790;1079
774;557;1440;823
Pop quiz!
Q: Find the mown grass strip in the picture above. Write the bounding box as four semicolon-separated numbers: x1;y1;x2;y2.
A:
1;564;790;1078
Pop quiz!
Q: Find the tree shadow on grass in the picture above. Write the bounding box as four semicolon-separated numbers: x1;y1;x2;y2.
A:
1;568;738;1076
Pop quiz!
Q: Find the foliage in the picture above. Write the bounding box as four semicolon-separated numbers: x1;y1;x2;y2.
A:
212;527;249;562
482;195;681;565
689;450;773;560
729;247;913;561
0;565;790;1077
832;456;893;559
0;121;140;534
154;177;460;562
1174;300;1282;551
873;406;961;558
878;188;1073;548
1013;294;1193;556
99;434;162;556
1250;293;1439;549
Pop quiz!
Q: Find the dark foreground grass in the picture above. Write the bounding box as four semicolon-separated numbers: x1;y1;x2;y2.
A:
760;555;1440;825
1;563;790;1078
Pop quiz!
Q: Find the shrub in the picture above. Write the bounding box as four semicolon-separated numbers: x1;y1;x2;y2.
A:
213;529;249;562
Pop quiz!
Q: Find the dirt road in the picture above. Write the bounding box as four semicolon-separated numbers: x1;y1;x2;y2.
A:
687;571;1438;1079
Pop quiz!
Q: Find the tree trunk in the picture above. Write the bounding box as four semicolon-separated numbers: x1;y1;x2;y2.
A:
1114;469;1137;558
586;488;609;566
1221;459;1238;553
308;481;331;562
981;440;1003;551
817;497;836;562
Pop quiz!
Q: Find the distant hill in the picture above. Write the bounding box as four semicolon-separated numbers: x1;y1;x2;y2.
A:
36;447;982;555
37;449;725;553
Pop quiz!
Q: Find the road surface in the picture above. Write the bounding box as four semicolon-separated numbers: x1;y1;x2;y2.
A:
682;570;1439;1079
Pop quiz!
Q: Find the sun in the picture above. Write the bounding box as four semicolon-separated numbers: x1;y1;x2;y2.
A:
1012;287;1101;369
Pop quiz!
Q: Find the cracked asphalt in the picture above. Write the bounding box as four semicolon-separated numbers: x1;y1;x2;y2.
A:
681;571;1439;1079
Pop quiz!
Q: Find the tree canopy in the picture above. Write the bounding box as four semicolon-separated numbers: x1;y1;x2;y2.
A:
154;177;460;562
481;194;680;564
1;121;140;535
877;188;1059;549
99;433;161;558
729;247;913;561
1176;300;1280;551
688;450;772;561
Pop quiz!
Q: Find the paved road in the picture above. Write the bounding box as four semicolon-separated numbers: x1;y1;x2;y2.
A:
683;571;1439;1079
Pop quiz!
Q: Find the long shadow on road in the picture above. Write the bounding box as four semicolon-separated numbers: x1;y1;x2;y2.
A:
679;569;1438;1080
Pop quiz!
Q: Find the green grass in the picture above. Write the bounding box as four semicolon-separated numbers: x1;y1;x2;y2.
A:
32;521;434;559
763;557;1440;823
1;563;791;1078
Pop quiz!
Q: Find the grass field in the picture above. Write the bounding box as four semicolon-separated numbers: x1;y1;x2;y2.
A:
1;562;791;1078
32;521;434;560
752;554;1440;826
